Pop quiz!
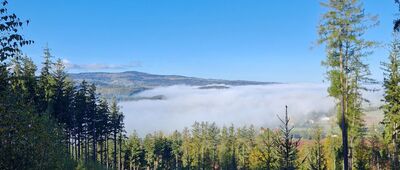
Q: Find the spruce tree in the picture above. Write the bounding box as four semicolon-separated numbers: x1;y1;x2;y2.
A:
20;56;39;111
170;130;183;170
258;128;278;170
382;34;400;168
307;127;327;170
143;133;156;169
317;1;377;168
110;98;124;169
97;98;110;165
236;126;256;169
38;46;55;114
275;106;299;170
126;131;145;170
181;127;193;169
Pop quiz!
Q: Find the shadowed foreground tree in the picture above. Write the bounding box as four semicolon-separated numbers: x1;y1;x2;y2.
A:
0;0;72;169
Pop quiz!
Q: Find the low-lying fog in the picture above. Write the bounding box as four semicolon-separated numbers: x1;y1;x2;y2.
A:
120;84;382;136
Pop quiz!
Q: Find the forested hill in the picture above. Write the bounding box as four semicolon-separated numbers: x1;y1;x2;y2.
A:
69;71;278;100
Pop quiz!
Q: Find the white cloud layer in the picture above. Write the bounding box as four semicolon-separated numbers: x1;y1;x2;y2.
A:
120;84;383;136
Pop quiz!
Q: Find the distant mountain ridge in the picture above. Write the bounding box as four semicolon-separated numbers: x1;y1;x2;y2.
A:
69;71;278;101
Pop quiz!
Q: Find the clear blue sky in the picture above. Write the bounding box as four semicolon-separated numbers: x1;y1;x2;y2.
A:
10;0;396;82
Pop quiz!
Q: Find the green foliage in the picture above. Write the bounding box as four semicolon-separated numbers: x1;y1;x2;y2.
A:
125;131;146;169
253;128;278;170
0;0;33;63
306;127;327;170
382;33;400;168
275;106;300;170
318;0;378;168
352;138;371;170
37;46;56;114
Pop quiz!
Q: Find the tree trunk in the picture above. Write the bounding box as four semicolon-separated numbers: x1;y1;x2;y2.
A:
339;41;349;170
78;134;81;160
85;134;88;164
114;130;117;169
394;123;399;169
106;135;109;169
67;131;70;156
119;133;122;170
93;123;97;162
74;137;78;161
100;140;103;165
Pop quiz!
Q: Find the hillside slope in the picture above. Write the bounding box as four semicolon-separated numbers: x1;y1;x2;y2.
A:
70;71;277;100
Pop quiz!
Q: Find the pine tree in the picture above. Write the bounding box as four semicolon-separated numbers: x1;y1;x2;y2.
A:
86;83;98;162
52;58;75;155
369;128;387;169
110;98;124;169
207;122;220;169
236;126;256;169
144;133;156;169
10;56;23;92
257;128;278;170
218;125;237;170
170;130;183;170
275;106;300;170
307;127;327;170
97;98;110;165
38;46;55;114
20;56;40;111
126;131;145;170
317;1;378;168
382;33;400;168
73;81;89;160
181;127;193;169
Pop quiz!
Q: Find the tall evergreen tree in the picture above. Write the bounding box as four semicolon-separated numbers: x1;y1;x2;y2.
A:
97;98;110;165
86;83;98;162
52;58;75;142
110;98;124;169
73;81;89;160
382;34;400;168
317;1;377;169
38;46;55;114
20;56;39;110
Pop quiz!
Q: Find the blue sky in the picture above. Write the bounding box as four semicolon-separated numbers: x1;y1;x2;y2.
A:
10;0;396;82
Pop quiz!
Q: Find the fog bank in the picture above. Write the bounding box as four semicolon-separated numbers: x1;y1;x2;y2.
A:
120;84;382;136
